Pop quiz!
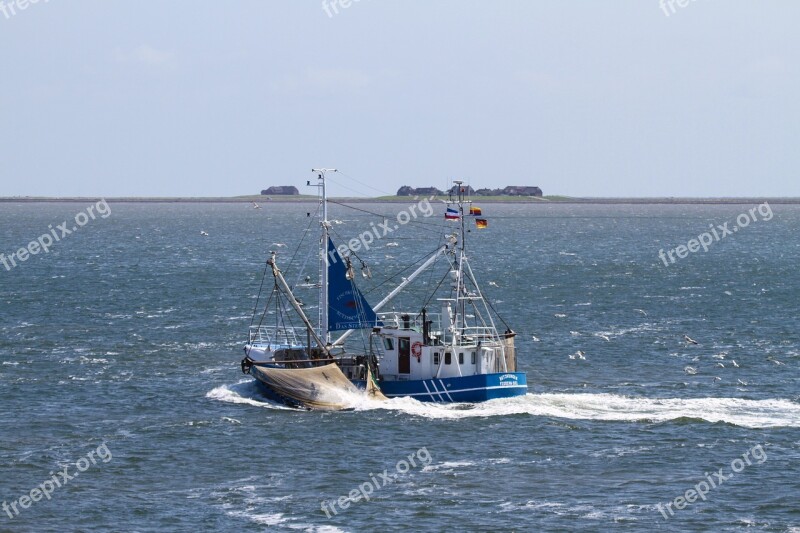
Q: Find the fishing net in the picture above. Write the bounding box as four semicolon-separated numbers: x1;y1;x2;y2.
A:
252;363;386;410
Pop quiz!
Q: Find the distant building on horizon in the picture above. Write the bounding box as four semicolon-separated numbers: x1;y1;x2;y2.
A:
397;186;444;197
261;186;300;196
501;186;543;197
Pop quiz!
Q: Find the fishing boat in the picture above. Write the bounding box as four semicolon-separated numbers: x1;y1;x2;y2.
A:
240;169;527;407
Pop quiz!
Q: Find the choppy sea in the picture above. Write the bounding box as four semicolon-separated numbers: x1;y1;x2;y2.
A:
1;201;799;532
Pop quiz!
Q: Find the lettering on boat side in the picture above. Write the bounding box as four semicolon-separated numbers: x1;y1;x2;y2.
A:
320;446;432;518
499;374;518;386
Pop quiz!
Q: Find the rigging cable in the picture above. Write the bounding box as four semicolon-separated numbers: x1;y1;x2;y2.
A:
288;203;322;289
249;258;272;327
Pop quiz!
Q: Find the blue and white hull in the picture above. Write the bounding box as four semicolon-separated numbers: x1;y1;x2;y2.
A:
357;372;527;403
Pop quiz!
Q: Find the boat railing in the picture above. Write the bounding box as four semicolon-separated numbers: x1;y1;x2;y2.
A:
377;311;443;331
376;312;502;346
452;326;502;344
248;325;304;347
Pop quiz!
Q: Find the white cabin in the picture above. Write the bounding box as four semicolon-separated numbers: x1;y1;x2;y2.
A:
373;309;508;382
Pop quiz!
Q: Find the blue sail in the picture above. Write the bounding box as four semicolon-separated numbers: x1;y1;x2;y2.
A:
326;238;382;332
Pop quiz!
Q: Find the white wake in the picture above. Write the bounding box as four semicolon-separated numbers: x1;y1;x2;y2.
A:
208;382;800;428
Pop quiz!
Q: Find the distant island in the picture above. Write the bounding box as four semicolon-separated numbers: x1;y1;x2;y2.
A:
397;185;543;197
3;195;800;205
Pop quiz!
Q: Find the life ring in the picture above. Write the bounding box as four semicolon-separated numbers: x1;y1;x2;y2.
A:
411;342;423;362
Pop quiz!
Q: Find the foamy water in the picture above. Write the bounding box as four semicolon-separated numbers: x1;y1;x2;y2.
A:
208;382;800;428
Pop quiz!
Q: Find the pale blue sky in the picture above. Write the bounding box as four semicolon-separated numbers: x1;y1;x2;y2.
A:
1;1;798;197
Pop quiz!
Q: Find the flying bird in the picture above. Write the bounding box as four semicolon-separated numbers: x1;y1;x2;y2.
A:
200;231;209;236
684;335;699;346
684;366;698;375
252;202;262;209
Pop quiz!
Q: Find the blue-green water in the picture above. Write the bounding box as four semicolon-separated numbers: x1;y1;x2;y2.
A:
1;201;799;532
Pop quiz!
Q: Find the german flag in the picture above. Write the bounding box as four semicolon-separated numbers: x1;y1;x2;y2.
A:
475;218;488;229
469;206;482;216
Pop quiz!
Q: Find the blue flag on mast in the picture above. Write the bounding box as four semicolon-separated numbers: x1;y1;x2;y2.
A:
326;238;382;332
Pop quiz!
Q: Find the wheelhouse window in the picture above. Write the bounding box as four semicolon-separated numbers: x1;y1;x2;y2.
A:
433;353;440;365
471;352;476;364
445;352;452;365
383;338;394;351
458;352;464;364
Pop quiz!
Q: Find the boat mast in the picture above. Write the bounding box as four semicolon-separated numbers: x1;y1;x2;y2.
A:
452;180;469;338
312;168;336;345
453;180;467;255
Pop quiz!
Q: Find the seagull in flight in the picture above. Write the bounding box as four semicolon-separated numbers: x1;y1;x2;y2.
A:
200;231;209;237
684;366;698;375
252;202;262;209
684;335;699;346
